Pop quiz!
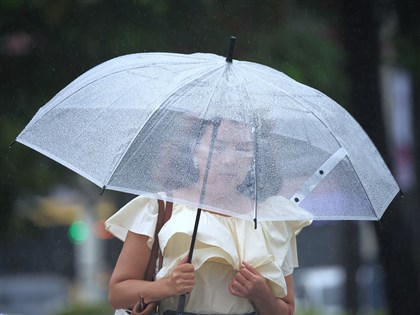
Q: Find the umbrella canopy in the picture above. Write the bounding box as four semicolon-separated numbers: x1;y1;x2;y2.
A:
16;49;399;221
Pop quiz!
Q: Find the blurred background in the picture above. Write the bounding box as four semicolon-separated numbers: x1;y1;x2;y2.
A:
1;1;419;314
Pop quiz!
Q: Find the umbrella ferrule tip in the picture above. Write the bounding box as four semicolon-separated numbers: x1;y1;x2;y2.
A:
225;36;236;63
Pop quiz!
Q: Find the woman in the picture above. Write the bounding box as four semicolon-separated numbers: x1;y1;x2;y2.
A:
106;118;311;315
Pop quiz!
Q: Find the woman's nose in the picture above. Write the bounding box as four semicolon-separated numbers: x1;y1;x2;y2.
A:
220;151;237;165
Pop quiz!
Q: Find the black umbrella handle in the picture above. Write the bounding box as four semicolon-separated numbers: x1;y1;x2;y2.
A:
176;294;187;315
187;208;202;263
176;208;202;315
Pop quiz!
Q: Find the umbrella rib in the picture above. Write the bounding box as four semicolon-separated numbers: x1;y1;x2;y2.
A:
103;64;225;188
229;66;259;227
173;64;228;209
199;64;231;120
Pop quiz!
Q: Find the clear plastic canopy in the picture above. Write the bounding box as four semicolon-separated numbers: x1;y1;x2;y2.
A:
17;52;399;221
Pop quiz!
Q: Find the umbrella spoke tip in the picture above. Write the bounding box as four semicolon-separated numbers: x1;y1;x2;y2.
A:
9;140;16;148
100;185;106;196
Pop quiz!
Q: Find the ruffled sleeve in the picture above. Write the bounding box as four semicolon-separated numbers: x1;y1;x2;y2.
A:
280;234;298;276
261;195;311;276
104;196;159;249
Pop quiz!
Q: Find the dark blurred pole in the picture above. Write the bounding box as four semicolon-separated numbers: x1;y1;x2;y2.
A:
393;0;420;287
340;1;420;314
339;1;379;312
342;222;359;314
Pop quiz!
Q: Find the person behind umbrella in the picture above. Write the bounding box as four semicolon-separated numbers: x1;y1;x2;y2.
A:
106;116;311;315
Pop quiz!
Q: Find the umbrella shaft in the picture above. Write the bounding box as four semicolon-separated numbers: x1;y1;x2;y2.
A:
176;294;186;315
176;208;201;315
188;208;202;263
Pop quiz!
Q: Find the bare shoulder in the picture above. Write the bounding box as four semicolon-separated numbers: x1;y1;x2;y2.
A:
121;231;151;261
111;231;152;283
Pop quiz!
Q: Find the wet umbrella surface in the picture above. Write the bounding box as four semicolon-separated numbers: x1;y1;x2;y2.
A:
16;48;399;222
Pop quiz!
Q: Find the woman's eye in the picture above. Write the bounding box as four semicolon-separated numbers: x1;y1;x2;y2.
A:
214;144;225;152
236;145;252;152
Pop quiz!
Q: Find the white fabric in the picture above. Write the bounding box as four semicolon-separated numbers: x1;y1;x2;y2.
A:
105;195;311;314
291;147;348;205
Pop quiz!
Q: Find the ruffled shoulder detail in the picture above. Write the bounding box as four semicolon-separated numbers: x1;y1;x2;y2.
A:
260;197;312;280
156;202;311;298
104;195;159;249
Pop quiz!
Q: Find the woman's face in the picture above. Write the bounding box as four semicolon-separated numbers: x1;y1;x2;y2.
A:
194;120;254;198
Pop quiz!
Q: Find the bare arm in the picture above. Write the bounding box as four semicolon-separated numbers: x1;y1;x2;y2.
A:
228;262;294;315
108;231;195;309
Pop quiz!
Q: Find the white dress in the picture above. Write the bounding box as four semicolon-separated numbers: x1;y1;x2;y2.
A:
105;195;311;314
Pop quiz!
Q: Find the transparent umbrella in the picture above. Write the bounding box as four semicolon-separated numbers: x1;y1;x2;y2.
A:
15;38;399;223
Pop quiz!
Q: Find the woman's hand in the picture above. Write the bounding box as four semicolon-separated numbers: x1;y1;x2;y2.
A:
109;232;196;308
228;262;295;315
228;262;271;301
167;255;196;295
